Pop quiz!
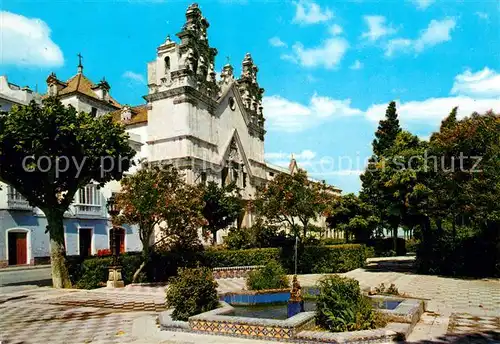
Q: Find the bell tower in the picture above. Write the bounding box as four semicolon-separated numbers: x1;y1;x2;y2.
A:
145;3;221;182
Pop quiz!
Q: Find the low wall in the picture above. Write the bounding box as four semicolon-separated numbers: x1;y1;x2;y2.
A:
212;265;263;279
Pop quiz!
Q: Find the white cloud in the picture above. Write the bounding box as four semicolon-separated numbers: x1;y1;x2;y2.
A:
361;16;396;42
263;93;362;132
285;37;349;69
366;97;500;126
385;38;412;57
414;18;456;52
265;150;317;161
475;12;488;20
451;67;500;98
293;0;333;25
385;18;456;56
0;11;63;67
123;71;146;84
329;24;343;35
263;68;500;132
350;60;363;70
412;0;434;10
269;36;287;48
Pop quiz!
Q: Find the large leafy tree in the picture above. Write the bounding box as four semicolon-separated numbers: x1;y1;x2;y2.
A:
253;169;334;239
201;181;243;245
0;98;135;288
326;193;379;242
115;163;206;281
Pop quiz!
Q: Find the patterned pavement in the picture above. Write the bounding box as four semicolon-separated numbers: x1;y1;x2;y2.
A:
1;258;500;343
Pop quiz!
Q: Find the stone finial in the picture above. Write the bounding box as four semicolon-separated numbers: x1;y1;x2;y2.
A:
221;64;234;81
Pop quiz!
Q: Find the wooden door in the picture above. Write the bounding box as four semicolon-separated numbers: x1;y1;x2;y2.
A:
118;230;125;253
8;232;27;265
16;233;27;265
79;228;92;257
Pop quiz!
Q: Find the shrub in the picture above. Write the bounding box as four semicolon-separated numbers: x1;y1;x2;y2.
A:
374;283;400;296
165;267;219;321
315;275;385;332
246;260;290;291
365;246;375;259
321;238;346;246
405;238;419;254
224;227;252;250
204;248;281;267
365;238;406;257
289;244;366;274
68;253;146;289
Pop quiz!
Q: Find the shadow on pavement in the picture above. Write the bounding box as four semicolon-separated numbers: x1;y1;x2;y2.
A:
1;279;52;287
405;330;500;343
364;258;417;274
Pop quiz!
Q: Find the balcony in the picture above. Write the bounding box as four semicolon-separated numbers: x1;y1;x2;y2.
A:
7;187;32;211
74;204;103;216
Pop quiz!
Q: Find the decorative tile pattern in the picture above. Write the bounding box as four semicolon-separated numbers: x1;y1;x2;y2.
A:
212;265;264;279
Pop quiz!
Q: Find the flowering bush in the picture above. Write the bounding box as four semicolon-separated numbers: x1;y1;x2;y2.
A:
97;249;112;257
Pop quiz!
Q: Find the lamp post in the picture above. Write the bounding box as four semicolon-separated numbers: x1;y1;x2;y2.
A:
106;194;124;288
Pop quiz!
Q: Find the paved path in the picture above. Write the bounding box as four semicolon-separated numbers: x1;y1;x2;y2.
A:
0;265;51;286
1;257;499;343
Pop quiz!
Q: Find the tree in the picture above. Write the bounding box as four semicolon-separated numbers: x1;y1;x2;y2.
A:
115;163;206;281
361;101;403;251
372;101;402;157
201;181;243;245
439;106;458;131
326;194;379;242
0;98;135;288
253;169;334;240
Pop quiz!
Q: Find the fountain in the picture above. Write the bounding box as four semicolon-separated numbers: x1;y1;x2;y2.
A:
287;237;304;317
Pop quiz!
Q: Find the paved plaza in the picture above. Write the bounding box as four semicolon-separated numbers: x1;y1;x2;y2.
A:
1;257;499;343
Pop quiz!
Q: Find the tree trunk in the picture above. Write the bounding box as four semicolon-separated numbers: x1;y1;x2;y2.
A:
212;230;217;246
393;225;398;253
46;210;72;288
133;239;150;283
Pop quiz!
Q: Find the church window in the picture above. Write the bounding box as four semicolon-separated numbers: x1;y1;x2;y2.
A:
201;171;207;185
90;107;97;117
164;56;170;75
221;167;228;186
243;172;247;188
229;97;236;111
232;169;238;185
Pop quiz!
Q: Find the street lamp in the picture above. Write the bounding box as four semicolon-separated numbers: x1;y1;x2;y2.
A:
106;194;124;288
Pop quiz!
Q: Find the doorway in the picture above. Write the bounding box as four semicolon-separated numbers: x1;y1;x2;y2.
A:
79;228;93;257
8;232;27;265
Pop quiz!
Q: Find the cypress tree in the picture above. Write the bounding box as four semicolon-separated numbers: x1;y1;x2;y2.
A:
372;101;402;157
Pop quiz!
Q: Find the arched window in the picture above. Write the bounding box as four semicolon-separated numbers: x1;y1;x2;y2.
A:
164;56;170;76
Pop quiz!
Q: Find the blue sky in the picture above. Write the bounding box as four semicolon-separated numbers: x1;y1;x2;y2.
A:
1;0;499;193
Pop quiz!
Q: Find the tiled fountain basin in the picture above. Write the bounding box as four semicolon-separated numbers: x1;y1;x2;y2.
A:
159;296;426;342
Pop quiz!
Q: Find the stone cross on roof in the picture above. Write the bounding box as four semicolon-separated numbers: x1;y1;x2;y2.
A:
77;53;83;73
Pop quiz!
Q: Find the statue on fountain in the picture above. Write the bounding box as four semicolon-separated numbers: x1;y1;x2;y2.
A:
287;275;305;317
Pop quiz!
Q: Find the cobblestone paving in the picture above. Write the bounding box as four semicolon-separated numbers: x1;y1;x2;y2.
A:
44;290;166;311
0;302;148;344
1;258;499;343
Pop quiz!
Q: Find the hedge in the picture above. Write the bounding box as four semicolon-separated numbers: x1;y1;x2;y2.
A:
204;248;281;267
68;244;366;289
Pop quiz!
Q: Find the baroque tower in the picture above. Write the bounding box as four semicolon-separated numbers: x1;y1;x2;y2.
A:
145;3;267;192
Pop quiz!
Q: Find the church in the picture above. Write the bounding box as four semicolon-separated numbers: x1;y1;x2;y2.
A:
0;3;340;267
